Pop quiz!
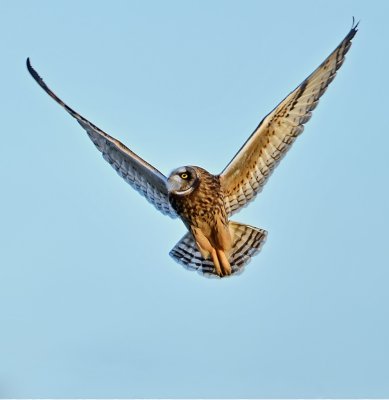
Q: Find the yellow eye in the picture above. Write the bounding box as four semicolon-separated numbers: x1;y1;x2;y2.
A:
181;173;188;179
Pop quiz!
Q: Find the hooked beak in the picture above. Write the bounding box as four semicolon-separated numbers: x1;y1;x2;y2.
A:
167;175;182;193
167;174;195;196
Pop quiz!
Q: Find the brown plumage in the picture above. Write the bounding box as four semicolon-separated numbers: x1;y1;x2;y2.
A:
169;167;232;276
26;21;358;278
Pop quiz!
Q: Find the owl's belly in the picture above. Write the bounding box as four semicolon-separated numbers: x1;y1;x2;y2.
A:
172;200;230;250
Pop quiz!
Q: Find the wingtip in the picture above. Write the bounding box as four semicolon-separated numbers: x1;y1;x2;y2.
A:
26;57;35;75
344;17;359;44
351;16;360;31
26;57;36;70
26;57;44;85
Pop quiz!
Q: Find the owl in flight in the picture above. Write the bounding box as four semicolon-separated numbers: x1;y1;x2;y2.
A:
27;22;358;278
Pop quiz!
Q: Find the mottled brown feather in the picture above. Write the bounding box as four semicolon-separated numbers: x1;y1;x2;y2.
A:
169;167;232;276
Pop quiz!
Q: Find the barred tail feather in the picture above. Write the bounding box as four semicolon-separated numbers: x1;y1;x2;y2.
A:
229;222;267;270
169;232;217;277
169;222;267;278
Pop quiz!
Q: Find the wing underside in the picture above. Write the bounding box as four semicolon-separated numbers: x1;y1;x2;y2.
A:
27;59;177;218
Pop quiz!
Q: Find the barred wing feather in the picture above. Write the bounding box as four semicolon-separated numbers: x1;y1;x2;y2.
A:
27;59;177;218
220;23;358;216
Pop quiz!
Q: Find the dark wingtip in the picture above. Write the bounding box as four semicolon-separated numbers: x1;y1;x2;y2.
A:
351;16;360;31
26;57;35;76
343;17;359;45
26;57;37;78
26;57;46;89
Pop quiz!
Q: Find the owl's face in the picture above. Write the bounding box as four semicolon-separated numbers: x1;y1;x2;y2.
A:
167;166;199;196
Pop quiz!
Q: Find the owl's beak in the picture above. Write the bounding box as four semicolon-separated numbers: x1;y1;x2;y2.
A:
167;175;182;193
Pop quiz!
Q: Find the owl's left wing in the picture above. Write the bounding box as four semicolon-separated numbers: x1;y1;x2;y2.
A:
220;22;358;216
27;59;177;218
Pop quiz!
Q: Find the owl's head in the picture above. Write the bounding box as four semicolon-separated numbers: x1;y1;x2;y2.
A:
167;166;199;196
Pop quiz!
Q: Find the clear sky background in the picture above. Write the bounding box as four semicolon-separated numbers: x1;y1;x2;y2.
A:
1;0;388;398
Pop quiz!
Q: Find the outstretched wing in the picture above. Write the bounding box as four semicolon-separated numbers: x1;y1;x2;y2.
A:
27;59;177;218
220;22;358;216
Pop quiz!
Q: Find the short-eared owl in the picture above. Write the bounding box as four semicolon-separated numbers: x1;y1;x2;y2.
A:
27;22;358;278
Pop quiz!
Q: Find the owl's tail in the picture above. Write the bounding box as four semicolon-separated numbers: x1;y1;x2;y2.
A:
169;222;267;278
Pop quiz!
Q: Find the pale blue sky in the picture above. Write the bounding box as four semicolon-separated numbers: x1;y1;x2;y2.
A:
1;0;389;397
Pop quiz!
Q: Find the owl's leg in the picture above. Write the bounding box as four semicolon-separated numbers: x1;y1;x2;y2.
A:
210;249;223;277
216;249;232;276
191;227;224;276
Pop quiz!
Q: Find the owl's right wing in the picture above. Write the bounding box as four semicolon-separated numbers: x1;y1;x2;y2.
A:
220;22;358;216
27;59;177;218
